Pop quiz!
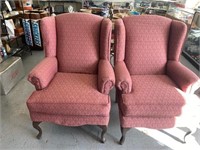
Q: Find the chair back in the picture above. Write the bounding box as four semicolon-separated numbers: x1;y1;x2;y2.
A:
41;13;112;74
115;15;186;75
124;15;172;75
56;13;103;74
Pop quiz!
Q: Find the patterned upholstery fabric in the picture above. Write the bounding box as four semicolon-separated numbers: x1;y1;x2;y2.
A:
98;60;115;94
123;15;171;75
27;73;110;116
100;19;112;60
167;60;200;92
114;15;199;131
28;57;58;90
114;61;132;93
120;75;185;117
40;16;57;57
168;20;187;61
120;115;175;129
27;13;114;130
30;113;109;126
56;13;102;74
114;19;126;62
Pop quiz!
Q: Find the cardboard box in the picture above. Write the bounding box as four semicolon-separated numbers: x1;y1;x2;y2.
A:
0;57;25;95
14;27;24;36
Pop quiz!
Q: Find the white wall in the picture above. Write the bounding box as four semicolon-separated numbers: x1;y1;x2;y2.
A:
185;0;200;8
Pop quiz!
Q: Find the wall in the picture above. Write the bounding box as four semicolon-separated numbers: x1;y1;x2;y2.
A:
185;0;200;8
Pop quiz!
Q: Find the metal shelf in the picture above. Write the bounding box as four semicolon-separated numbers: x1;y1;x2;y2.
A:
1;0;32;60
182;51;200;70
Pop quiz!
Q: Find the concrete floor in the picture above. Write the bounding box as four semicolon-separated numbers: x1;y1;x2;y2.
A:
1;51;200;150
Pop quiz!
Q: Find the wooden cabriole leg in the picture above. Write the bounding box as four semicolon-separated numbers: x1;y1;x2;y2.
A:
183;126;198;143
183;130;192;143
99;125;107;143
32;121;42;139
115;89;121;103
119;127;131;145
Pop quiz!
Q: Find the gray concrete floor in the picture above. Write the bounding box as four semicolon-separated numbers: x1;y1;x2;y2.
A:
1;51;200;150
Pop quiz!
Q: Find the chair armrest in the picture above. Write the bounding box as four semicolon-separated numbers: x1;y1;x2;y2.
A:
114;61;132;94
167;60;199;93
98;59;115;95
28;57;58;90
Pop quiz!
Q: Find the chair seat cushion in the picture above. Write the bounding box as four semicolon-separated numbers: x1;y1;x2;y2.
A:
27;72;110;116
120;75;185;117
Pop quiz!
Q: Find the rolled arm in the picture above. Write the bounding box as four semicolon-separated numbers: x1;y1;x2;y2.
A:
28;57;58;90
167;60;199;93
98;59;115;95
114;61;132;94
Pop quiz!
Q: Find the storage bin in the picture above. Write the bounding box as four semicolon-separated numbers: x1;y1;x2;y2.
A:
0;57;25;95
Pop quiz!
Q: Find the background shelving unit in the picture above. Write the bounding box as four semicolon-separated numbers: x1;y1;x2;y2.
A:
182;11;200;70
38;0;83;15
0;0;31;59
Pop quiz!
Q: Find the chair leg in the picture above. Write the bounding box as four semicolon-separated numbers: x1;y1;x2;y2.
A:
115;92;118;103
32;121;42;139
115;89;121;103
119;127;131;145
183;125;198;143
99;125;107;143
183;130;192;143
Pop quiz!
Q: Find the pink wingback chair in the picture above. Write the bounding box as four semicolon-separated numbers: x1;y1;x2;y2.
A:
26;13;115;143
114;15;200;145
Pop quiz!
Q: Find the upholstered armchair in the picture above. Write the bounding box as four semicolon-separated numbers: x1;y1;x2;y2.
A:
114;15;200;145
26;13;115;143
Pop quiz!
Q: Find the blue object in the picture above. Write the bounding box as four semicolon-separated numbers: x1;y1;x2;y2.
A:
130;11;140;15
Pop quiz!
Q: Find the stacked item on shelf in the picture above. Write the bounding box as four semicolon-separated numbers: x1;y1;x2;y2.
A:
22;10;49;50
22;12;33;47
